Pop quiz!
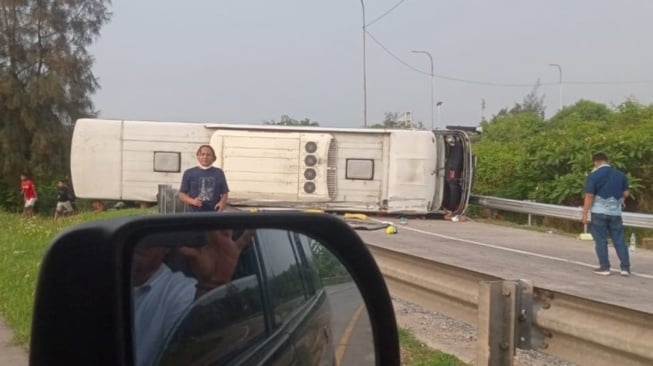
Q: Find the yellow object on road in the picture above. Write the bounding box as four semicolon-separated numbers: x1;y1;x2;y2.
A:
344;213;369;221
385;225;397;234
579;224;593;240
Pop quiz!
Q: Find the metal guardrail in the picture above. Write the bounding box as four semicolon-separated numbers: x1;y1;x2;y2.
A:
472;195;653;229
368;244;653;366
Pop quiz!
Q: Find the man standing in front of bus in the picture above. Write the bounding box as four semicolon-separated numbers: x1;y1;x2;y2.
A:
581;152;631;277
178;145;229;212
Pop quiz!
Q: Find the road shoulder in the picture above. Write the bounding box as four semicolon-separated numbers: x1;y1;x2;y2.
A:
0;316;28;366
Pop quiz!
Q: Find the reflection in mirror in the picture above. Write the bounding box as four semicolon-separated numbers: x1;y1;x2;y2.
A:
131;228;375;366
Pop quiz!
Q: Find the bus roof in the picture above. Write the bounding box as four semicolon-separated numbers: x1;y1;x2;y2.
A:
204;123;427;134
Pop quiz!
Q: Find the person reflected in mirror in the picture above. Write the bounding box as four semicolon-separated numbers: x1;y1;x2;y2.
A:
132;245;195;366
179;229;253;298
20;174;37;218
132;229;253;366
582;152;631;277
53;180;74;220
178;145;229;212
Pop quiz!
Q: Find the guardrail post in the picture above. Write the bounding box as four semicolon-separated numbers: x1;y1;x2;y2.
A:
515;280;544;350
157;184;186;214
477;280;539;366
526;200;533;226
477;280;517;365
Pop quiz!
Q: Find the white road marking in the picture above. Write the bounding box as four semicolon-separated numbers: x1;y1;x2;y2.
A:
369;219;653;280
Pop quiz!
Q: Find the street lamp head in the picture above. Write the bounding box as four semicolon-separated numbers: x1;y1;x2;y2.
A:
548;63;562;73
411;50;432;57
548;64;563;111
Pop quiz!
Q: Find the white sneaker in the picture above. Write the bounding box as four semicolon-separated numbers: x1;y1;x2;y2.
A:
593;268;611;276
620;270;630;277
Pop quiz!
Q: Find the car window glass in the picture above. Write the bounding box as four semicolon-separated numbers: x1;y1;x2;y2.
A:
157;273;266;366
256;229;308;325
295;233;322;293
131;230;266;366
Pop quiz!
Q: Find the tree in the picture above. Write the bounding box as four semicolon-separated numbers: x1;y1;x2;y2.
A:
264;114;319;126
548;99;612;127
0;0;111;210
369;112;425;129
495;80;546;120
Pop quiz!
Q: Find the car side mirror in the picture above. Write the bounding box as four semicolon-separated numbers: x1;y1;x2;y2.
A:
29;212;399;366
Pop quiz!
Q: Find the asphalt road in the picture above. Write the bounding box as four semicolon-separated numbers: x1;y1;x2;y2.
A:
325;282;375;366
357;218;653;313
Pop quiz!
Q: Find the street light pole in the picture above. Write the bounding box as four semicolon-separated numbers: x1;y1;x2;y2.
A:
436;101;443;129
360;0;368;127
411;50;434;130
549;63;563;111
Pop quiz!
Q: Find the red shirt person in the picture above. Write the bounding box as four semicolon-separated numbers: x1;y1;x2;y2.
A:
20;174;37;217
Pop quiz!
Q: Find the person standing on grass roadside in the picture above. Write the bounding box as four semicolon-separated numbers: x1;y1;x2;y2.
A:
20;174;37;218
178;145;229;212
581;152;631;277
54;180;74;220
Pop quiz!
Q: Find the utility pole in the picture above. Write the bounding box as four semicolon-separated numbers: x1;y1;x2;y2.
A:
411;50;435;130
360;0;368;127
481;98;486;122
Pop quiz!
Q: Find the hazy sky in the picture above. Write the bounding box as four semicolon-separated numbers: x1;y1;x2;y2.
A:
90;0;653;129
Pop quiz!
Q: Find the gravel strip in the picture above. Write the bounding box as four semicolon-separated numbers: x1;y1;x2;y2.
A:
393;297;576;366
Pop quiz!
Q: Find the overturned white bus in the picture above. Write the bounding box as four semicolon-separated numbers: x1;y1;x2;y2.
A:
70;118;474;215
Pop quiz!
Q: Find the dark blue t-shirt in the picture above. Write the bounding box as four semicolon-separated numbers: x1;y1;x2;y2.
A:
584;165;628;200
179;167;229;212
584;165;628;216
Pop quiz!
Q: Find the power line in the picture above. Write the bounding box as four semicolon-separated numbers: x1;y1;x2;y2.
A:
364;30;653;88
365;0;407;28
365;30;429;75
562;80;653;85
365;30;543;87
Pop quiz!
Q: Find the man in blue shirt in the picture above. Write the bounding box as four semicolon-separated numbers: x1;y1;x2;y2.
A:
179;145;229;212
581;153;631;276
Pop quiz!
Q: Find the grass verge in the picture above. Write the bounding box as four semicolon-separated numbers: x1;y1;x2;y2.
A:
0;209;153;347
399;327;469;366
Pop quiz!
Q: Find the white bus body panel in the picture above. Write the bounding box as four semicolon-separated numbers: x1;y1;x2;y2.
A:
70;119;123;200
209;130;335;202
71;119;213;202
387;131;437;213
